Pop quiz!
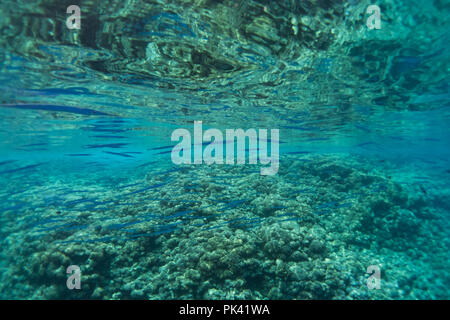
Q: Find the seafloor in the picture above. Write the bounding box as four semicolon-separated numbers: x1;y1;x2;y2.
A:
0;154;449;299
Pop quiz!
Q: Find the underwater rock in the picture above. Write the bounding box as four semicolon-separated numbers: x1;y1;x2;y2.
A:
309;239;326;254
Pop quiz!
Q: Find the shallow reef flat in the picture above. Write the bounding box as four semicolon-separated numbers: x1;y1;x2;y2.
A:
0;154;448;299
0;0;449;301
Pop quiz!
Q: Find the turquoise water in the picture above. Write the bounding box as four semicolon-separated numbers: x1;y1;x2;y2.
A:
0;0;449;299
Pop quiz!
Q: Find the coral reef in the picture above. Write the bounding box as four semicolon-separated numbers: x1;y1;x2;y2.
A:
0;155;448;299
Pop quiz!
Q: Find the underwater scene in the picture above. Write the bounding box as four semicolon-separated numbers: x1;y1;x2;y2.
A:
0;0;449;300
